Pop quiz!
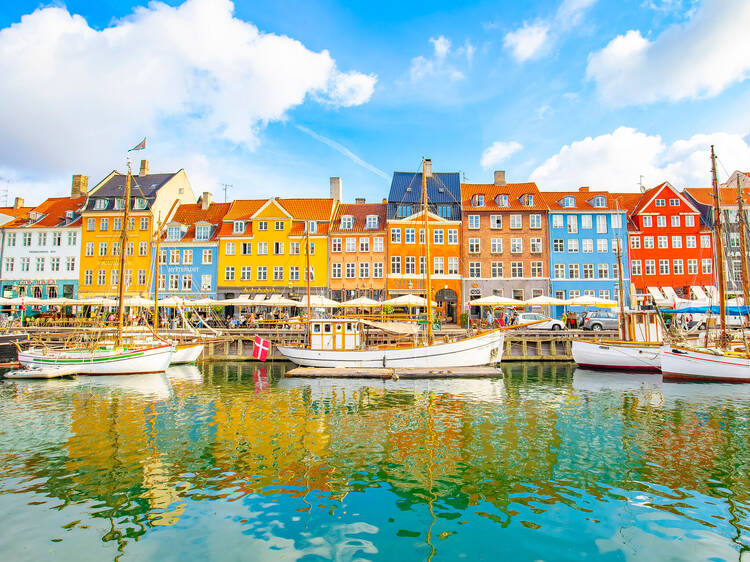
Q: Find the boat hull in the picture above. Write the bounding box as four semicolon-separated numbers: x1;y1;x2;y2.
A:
277;329;505;368
661;345;750;382
171;342;205;364
572;340;662;373
18;344;173;375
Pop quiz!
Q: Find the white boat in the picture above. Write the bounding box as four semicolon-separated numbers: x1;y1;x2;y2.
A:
572;340;662;373
18;343;173;375
170;341;205;364
661;344;750;382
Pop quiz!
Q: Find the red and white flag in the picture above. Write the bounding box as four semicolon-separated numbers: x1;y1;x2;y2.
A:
252;335;270;362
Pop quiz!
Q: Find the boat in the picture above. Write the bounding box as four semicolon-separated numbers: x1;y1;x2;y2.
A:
661;146;750;382
16;145;174;375
571;232;663;373
0;331;27;364
276;158;507;369
3;364;79;379
170;340;205;364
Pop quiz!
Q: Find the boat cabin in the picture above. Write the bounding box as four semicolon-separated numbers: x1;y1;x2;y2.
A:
310;320;362;351
625;311;663;343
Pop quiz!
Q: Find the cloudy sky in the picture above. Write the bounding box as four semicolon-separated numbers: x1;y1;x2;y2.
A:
1;0;750;204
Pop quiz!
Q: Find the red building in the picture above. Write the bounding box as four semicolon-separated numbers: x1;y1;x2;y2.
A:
627;182;714;301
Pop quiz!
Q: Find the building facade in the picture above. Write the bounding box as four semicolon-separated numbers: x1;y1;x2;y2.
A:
329;201;387;302
544;188;631;313
153;196;230;300
79;160;195;297
628;182;714;301
461;174;549;316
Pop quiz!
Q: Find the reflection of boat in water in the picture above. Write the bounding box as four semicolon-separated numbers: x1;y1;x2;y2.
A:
165;364;202;382
573;369;662;393
76;373;173;400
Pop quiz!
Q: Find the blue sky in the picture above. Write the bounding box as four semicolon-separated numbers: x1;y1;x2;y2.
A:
1;0;750;204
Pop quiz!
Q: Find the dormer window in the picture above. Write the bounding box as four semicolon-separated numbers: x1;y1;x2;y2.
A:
365;215;379;229
592;196;606;208
562;196;576;208
233;221;245;234
307;221;317;233
495;194;509;207
65;210;74;221
94;199;108;210
195;224;211;241
340;215;354;230
166;225;182;241
114;198;124;210
133;197;147;210
29;211;42;222
521;194;534;206
472;194;485;207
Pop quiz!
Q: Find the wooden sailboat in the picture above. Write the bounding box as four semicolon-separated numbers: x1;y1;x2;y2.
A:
18;152;173;374
276;158;505;368
661;146;750;382
571;232;663;372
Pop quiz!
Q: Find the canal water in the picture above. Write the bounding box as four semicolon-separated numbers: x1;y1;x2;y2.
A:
1;362;749;561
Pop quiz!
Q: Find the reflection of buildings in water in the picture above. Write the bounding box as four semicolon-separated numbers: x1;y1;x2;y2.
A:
76;374;173;401
165;365;202;382
142;456;186;526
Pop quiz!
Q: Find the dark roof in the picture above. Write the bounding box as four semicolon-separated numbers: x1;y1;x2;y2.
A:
388;172;461;204
331;203;387;233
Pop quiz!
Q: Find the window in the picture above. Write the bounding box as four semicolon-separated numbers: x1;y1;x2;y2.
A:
433;229;444;244
332;237;342;252
114;218;122;231
473;194;485;207
66;231;77;246
687;259;698;275
195;225;210;241
307;242;316;255
331;263;342;278
531;262;543;277
224;266;235;281
20;257;30;272
98;242;107;257
511;262;523;278
530;238;542;253
611;215;622;229
685;215;695;227
65;257;75;272
432;256;444;275
85;242;94;256
405;256;416;274
631;260;642;276
592;195;606;208
730;233;740;248
669;198;679;206
84;269;92;285
469;238;480;253
597;239;608;253
183;250;193;265
468;215;480;229
181;275;192;291
658;236;668;249
702;259;712;274
360;263;369;278
290;267;300;281
274;242;284;255
225;242;235;255
87;218;96;231
568;264;580;279
22;232;32;246
511;238;522;253
530;214;541;229
581;215;593;229
391;228;401;243
169;249;180;264
114;199;124;211
552;239;564;252
491;262;503;278
374;237;384;252
686;235;696;248
133;198;147;210
50;231;62;246
274;266;284;281
644;236;654;249
398;204;414;218
110;269;120;287
257;266;267;281
168;274;179;290
365;215;379;229
469;262;481;278
448;229;458;244
496;194;509;207
199;249;212;265
671;215;680;227
36;232;47;246
657;216;666;227
201;275;212;291
551;264;564;279
659;259;669;275
582;239;593;253
598;264;609;278
491;238;503;253
345;263;355;279
233;221;245;234
140;217;149;230
373;262;384;278
673;259;684;275
490;215;502;229
51;258;63;272
596;214;607;233
645;260;656;275
630;237;640;249
447;257;458;275
257;242;268;255
257;221;268;231
290;242;300;255
275;220;284;231
700;235;711;248
94;199;107;210
582;264;594;279
340;216;354;230
552;214;563;228
391;256;401;274
6;233;15;247
139;241;148;256
567;239;579;253
642;216;653;228
671;235;682;249
437;205;451;218
567;215;578;233
359;237;370;252
345;237;356;252
510;215;522;229
655;198;666;207
167;225;181;240
562;196;576;208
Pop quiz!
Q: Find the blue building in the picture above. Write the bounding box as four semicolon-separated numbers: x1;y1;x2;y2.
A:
544;188;631;317
152;197;230;300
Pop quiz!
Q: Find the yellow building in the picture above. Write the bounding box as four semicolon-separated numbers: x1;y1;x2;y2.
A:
79;160;195;297
216;197;337;299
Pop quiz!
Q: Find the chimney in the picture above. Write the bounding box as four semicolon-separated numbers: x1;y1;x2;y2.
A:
200;191;212;210
494;170;506;186
578;186;590;192
71;174;88;198
382;198;387;204
423;159;433;178
13;197;24;209
355;197;366;204
139;159;149;176
330;177;342;201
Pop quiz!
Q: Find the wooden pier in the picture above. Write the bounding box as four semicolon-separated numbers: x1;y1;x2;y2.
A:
286;366;502;379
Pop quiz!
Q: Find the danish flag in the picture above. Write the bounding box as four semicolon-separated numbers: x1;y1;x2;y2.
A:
252;335;270;362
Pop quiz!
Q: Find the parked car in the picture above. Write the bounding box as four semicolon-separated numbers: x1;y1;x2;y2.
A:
683;312;744;330
515;312;565;330
582;311;619;331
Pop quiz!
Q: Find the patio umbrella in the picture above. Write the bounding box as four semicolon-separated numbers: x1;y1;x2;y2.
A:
567;295;618;307
468;295;523;307
382;294;437;307
185;298;217;307
523;295;569;306
340;296;381;308
159;296;186;307
78;297;118;306
123;296;156;307
295;295;340;308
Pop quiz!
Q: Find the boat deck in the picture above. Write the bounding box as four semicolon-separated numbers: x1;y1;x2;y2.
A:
285;366;503;379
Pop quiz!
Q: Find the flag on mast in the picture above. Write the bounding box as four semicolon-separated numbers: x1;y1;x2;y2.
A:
129;138;147;152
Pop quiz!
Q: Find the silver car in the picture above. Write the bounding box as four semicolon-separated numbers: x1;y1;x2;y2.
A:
515;312;566;330
582;311;619;331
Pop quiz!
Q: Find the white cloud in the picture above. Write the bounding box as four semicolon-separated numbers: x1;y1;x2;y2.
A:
530;126;750;191
0;0;376;180
409;36;474;82
586;0;750;106
503;0;596;62
480;141;523;168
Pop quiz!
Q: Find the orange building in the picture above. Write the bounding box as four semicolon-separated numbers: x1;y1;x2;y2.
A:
329;201;387;301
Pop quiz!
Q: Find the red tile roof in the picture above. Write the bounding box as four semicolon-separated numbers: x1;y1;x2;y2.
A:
167;202;232;242
685;186;750;207
278;198;335;221
331;203;387;233
460;183;547;211
222;199;267;221
4;197;85;228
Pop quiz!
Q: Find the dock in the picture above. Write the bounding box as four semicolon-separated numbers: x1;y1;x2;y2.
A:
286;366;502;379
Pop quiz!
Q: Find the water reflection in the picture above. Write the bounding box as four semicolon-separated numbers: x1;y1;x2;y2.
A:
0;362;749;560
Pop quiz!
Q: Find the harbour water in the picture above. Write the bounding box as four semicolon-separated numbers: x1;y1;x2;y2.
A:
1;362;749;561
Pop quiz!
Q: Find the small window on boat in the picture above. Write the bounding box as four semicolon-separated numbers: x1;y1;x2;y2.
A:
324;324;332;333
313;323;321;333
336;324;342;331
346;323;353;331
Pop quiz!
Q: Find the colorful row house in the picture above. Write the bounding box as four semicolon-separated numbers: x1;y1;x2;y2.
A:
79;160;195;297
154;195;231;299
461;172;549;317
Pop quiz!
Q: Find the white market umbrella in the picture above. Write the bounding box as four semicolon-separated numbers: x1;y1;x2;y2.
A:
567;295;618;307
468;295;523;307
44;297;77;306
341;296;381;308
78;297;118;306
185;298;216;307
382;294;437;307
159;296;186;307
523;295;569;306
123;296;155;307
2;296;45;306
295;295;340;308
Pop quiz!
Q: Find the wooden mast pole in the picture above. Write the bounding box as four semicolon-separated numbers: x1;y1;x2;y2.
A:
305;221;312;341
710;145;728;342
115;160;132;348
422;158;434;345
615;232;628;341
152;212;162;335
735;175;750;327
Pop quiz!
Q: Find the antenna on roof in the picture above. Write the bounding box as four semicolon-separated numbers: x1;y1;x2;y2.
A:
638;174;645;193
221;183;233;203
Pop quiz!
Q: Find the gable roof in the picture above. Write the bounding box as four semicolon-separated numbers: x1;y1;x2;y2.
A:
389;172;461;204
89;171;177;199
278;198;335;221
684;186;750;208
0;205;34;225
631;182;699;215
331;203;387;233
541;189;635;212
461;182;547;211
20;196;86;228
166;202;232;242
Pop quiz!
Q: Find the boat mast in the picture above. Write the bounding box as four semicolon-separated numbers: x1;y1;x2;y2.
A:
115;160;133;348
422;158;434;345
152;212;161;336
615;232;628;341
710;145;728;343
305;221;312;340
735;175;750;327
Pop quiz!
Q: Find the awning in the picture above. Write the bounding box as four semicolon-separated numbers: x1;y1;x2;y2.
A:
361;320;418;335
